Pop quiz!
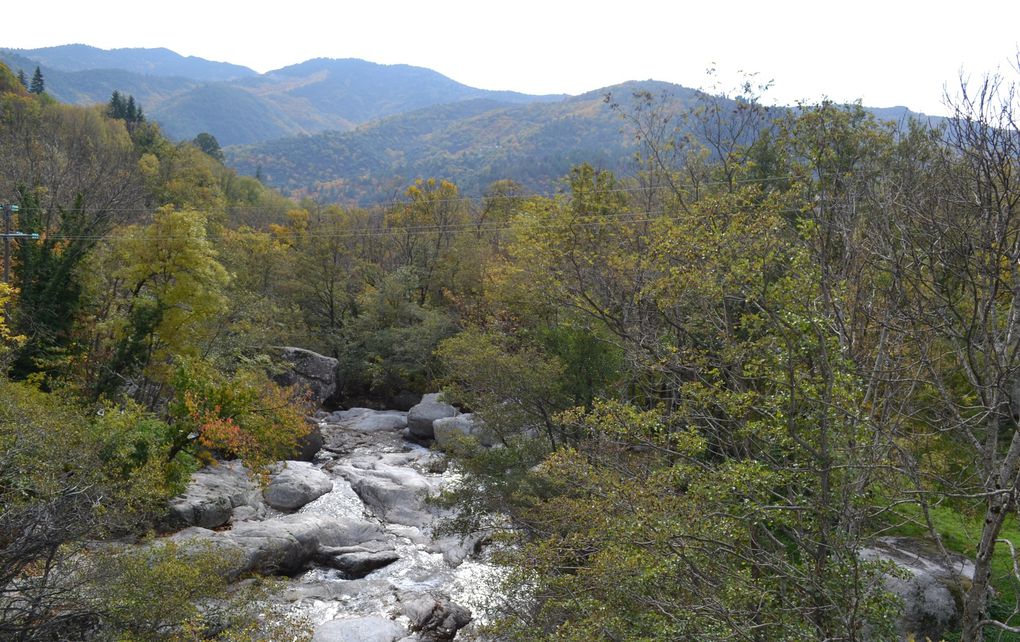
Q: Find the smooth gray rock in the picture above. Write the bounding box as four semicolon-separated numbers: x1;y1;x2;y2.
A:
327;408;409;433
407;393;458;439
171;513;391;578
167;460;262;529
400;592;472;642
433;413;497;449
274;346;339;406
263;461;333;511
860;536;977;642
312;616;407;642
337;453;438;527
325;548;401;578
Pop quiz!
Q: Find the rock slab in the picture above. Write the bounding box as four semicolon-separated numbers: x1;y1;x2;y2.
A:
860;536;977;642
312;616;407;642
166;460;263;529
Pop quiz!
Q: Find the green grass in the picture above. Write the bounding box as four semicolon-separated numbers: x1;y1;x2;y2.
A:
889;503;1020;641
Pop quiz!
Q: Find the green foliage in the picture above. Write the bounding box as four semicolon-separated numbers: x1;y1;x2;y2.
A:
437;328;569;446
192;132;223;161
339;267;455;400
168;358;311;471
0;377;187;638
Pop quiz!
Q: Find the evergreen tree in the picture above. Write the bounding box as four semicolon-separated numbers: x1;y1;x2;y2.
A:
16;69;26;89
29;66;44;94
108;90;124;119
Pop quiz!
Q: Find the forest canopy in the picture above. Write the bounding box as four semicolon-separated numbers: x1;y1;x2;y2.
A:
1;59;1020;642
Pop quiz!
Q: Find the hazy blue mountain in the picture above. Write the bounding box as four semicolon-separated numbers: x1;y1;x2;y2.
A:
0;47;562;145
7;44;256;81
0;49;200;106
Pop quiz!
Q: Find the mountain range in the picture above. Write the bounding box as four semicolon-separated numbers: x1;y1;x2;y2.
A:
0;44;930;206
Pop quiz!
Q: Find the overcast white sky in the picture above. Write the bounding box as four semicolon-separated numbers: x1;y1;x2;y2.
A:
4;0;1018;115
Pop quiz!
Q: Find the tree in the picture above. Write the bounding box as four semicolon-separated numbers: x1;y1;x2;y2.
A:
91;207;229;402
16;69;26;89
192;132;224;162
29;66;43;94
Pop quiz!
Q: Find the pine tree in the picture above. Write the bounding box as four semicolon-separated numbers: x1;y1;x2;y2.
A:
108;90;124;119
29;66;44;94
17;69;27;89
126;95;137;123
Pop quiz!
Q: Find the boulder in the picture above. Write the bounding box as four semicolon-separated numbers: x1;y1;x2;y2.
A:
166;460;262;529
317;544;401;578
433;413;497;449
171;513;392;578
399;592;473;642
327;408;409;433
337;453;438;527
860;536;978;642
312;616;407;642
274;346;338;406
407;393;458;439
263;461;333;511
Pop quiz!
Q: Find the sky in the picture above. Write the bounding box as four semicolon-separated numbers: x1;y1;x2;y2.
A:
3;0;1019;116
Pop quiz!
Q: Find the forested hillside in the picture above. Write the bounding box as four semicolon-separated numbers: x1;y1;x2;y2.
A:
226;81;934;206
2;52;1020;642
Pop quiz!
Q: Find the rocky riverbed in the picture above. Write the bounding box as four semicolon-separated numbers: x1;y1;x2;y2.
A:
166;397;500;642
163;352;982;642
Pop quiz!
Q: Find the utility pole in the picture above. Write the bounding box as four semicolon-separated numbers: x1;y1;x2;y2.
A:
1;203;39;283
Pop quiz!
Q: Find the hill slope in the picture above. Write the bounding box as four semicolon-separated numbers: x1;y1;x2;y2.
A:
225;81;704;204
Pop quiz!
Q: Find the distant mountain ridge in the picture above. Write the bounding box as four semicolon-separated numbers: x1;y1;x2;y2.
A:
7;44;257;81
0;45;563;145
0;45;938;208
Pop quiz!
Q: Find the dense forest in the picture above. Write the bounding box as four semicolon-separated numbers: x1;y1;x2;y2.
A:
3;54;1020;642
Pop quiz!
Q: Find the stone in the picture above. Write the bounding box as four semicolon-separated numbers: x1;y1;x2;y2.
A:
166;460;262;529
171;513;392;578
433;413;497;449
407;393;458;439
263;461;333;511
312;616;407;642
317;544;401;578
399;592;472;642
337;453;439;527
860;536;978;642
274;346;339;407
327;408;409;433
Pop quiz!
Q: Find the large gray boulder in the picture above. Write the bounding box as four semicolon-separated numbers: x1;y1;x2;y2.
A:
860;536;977;641
407;393;458;439
171;513;393;578
166;461;264;529
274;346;338;406
433;413;497;449
312;616;407;642
337;452;438;527
263;461;333;511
